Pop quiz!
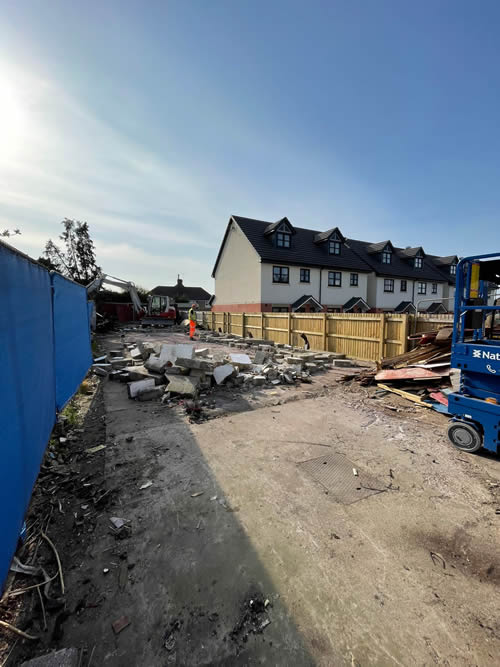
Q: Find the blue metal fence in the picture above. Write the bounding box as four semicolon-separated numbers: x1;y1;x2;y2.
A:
0;241;92;590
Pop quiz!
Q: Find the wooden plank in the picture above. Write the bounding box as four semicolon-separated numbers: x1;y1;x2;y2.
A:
376;383;431;407
287;313;291;346
375;368;448;381
322;312;327;351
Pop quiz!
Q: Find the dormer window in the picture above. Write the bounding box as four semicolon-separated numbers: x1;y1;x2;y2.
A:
275;222;291;248
276;231;290;248
382;250;392;264
414;256;423;269
450;264;456;276
329;240;341;255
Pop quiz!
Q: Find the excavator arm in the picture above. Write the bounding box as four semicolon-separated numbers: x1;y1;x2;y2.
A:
87;273;144;314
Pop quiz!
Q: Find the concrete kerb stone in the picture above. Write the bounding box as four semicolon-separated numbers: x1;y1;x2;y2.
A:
166;375;200;396
128;378;155;398
213;364;235;385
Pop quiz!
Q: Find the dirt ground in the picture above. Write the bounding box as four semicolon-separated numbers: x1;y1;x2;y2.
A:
2;329;500;666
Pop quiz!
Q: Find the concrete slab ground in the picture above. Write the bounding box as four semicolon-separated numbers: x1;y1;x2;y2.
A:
5;329;500;666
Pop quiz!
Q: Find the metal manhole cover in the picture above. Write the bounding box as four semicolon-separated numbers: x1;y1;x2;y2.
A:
298;453;384;504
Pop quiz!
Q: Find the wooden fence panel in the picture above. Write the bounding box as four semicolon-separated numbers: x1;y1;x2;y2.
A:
412;313;453;334
326;313;382;360
263;314;289;345
203;311;446;362
230;313;244;337
244;314;262;338
290;314;324;350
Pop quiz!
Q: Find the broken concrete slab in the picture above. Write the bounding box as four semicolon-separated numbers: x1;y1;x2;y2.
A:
145;355;170;373
253;375;266;385
332;359;356;368
229;353;253;368
175;357;216;371
137;387;163;401
130;347;143;361
124;366;164;385
213;364;235;385
166;375;200;396
253;350;268;365
20;648;79;667
92;365;109;377
128;378;155;398
194;348;209;357
285;357;305;366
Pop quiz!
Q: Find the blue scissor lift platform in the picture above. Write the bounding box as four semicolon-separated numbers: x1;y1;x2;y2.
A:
448;253;500;453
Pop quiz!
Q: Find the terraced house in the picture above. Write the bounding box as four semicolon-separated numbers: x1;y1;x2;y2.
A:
212;216;458;313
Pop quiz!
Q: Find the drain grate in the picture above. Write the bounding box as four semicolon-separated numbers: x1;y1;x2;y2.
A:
298;453;384;504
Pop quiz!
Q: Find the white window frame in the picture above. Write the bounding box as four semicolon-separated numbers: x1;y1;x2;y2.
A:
382;251;392;264
450;264;456;276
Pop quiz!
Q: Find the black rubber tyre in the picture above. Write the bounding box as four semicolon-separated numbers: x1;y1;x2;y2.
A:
447;421;482;453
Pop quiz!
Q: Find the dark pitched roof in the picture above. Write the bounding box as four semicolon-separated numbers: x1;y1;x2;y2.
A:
399;246;424;258
395;301;416;313
151;284;210;301
432;255;458;266
314;227;345;244
226;216;372;273
425;302;448;314
264;217;295;236
348;239;447;281
343;296;369;312
427;254;458;284
291;294;322;311
366;240;393;254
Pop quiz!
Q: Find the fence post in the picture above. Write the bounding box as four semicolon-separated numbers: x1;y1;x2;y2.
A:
322;312;327;351
401;314;410;354
260;313;264;339
287;313;292;346
378;313;386;361
242;313;246;338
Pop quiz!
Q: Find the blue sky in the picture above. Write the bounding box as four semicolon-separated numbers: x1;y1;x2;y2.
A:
1;0;499;290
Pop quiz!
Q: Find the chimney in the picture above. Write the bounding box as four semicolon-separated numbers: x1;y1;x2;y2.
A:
177;275;183;287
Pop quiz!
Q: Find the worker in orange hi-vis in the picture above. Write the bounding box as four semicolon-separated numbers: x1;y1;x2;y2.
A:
188;303;197;340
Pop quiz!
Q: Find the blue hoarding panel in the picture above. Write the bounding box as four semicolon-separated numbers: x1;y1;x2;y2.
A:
0;244;56;590
52;273;92;411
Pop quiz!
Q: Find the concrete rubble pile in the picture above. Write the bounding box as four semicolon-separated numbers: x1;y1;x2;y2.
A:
91;335;358;405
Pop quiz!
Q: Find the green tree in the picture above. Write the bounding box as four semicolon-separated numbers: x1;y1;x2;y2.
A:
44;219;100;284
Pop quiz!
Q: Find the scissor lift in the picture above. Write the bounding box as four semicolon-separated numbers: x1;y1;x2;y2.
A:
447;253;500;453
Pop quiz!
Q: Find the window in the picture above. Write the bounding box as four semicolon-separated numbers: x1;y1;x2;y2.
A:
414;256;423;269
400;280;407;292
350;273;358;287
418;282;426;294
300;268;310;283
328;271;342;287
384;279;394;292
329;240;341;255
450;264;456;276
276;231;291;248
432;283;437;294
273;266;289;283
382;251;392;264
272;307;288;312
